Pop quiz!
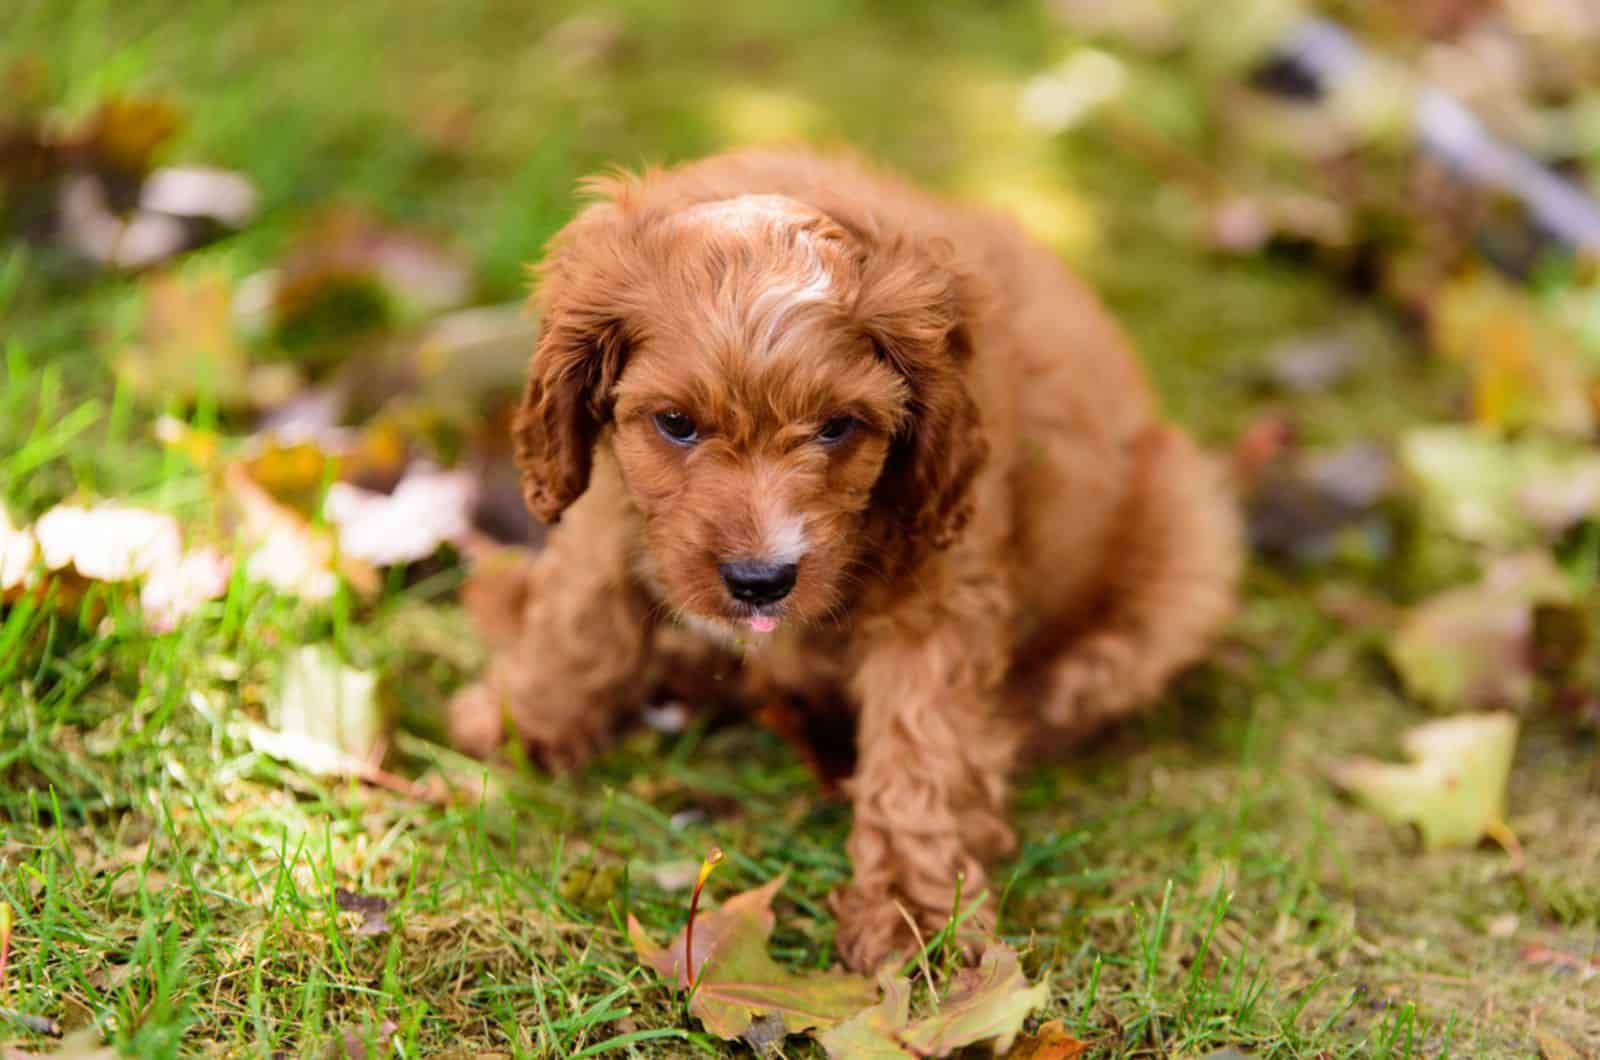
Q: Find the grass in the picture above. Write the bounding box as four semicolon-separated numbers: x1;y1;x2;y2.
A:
3;0;1599;1056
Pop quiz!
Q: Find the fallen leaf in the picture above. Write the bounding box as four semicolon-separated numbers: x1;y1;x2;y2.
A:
75;96;183;179
323;465;475;566
1517;459;1600;537
225;461;379;602
1431;271;1594;436
267;208;474;355
115;271;256;406
1018;49;1128;134
817;977;913;1059
249;645;383;777
32;503;181;583
139;546;232;632
2;93;245;271
57;173;190;269
898;944;1049;1056
328;1020;398;1060
628;875;876;1041
139;165;258;228
6;503;228;628
819;945;1050;1058
1401;426;1600;547
333;888;391;937
1008;1021;1090;1059
1388;552;1574;709
1329;712;1518;849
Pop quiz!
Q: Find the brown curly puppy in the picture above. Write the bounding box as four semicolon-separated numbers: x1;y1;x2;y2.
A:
450;149;1240;971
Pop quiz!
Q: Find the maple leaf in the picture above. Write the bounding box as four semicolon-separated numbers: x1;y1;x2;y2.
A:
1329;712;1519;849
818;944;1051;1058
627;875;877;1041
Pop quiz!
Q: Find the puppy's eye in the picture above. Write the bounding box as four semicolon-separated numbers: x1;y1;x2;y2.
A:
653;410;700;445
817;415;857;445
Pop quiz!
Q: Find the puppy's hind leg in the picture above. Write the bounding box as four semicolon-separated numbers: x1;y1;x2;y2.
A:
1038;424;1241;738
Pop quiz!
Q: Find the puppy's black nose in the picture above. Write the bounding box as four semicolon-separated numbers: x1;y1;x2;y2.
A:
719;560;798;606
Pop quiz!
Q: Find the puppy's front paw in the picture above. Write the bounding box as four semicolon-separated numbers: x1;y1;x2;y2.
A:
447;681;508;760
830;883;997;972
446;679;608;772
1043;633;1142;730
830;884;917;973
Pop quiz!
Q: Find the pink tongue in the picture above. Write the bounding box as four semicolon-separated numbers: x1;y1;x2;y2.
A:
745;615;779;634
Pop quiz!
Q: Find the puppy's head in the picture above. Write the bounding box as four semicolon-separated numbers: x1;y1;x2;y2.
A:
515;179;984;635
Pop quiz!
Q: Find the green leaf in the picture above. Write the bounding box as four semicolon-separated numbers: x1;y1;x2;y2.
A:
628;875;877;1041
1329;712;1519;849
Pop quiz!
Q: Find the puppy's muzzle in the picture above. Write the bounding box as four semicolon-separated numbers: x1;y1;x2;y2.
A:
719;559;798;606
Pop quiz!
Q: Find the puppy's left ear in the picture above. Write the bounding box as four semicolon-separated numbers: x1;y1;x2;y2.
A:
854;236;988;551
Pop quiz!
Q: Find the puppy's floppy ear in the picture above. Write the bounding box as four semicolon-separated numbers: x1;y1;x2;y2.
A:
513;201;637;524
854;235;989;551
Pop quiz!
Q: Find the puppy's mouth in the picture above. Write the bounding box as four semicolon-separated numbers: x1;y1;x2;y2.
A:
733;606;783;635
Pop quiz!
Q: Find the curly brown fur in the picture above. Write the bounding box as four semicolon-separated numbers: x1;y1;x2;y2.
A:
449;148;1241;971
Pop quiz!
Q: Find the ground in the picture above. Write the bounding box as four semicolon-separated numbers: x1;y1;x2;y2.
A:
2;1;1597;1057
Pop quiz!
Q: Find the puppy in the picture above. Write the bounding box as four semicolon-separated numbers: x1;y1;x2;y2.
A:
451;149;1240;971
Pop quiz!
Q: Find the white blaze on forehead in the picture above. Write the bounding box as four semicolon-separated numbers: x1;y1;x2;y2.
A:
680;195;838;349
679;193;819;231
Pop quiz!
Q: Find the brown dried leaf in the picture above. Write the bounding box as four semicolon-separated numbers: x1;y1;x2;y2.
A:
628;875;876;1041
1008;1021;1091;1059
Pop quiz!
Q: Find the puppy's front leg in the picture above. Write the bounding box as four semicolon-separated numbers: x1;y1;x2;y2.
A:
831;586;1021;972
449;489;654;771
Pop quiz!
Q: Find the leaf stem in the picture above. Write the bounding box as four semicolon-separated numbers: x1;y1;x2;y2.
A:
683;846;724;1000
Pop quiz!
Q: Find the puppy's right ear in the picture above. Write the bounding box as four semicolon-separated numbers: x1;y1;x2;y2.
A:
513;202;637;524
